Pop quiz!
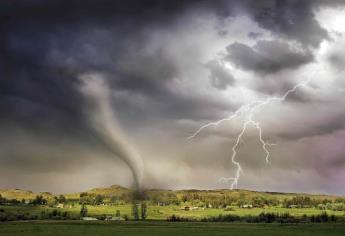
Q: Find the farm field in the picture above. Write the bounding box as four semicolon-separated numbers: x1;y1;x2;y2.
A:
1;221;345;236
2;204;345;220
2;185;345;221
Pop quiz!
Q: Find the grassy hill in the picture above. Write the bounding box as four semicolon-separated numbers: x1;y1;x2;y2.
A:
0;185;342;202
63;185;131;200
0;189;53;200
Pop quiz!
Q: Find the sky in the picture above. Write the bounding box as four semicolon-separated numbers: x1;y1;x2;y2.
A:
1;0;345;194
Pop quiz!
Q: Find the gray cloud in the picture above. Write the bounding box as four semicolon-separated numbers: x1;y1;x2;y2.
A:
1;0;345;194
244;0;329;48
328;53;345;70
205;60;235;90
226;40;314;75
248;32;262;39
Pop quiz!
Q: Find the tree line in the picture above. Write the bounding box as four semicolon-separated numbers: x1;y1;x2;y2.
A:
2;192;345;209
168;212;340;223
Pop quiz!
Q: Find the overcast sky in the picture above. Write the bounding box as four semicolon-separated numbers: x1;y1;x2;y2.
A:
1;0;345;194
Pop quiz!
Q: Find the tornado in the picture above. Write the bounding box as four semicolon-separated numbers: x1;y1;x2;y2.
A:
79;74;144;191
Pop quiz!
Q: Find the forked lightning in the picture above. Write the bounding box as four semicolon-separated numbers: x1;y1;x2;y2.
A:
189;77;313;189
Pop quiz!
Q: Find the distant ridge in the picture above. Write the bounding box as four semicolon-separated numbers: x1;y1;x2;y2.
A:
0;185;342;200
0;188;53;200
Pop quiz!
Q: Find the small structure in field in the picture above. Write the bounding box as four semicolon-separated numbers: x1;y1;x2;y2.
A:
181;206;199;211
82;217;98;221
56;203;64;208
241;204;253;208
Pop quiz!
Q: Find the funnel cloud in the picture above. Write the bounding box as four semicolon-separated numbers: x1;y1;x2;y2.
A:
79;74;144;190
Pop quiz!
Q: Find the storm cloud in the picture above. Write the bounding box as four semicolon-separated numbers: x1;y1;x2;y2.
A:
226;40;313;75
245;0;329;48
205;60;235;90
1;0;345;194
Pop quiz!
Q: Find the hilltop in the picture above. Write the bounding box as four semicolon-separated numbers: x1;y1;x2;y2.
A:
0;185;341;202
0;188;53;200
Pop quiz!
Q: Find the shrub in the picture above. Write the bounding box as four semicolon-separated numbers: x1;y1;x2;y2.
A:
167;214;193;222
80;204;88;217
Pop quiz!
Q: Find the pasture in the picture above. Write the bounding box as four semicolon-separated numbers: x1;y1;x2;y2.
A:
2;204;345;220
1;221;345;236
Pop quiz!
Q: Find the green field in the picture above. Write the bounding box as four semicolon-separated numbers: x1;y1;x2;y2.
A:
2;186;345;235
2;204;345;220
1;221;345;236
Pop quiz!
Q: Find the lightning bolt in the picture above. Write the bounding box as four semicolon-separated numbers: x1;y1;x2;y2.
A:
189;77;314;189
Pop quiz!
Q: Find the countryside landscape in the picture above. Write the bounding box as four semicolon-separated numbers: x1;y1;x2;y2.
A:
2;185;345;235
2;0;345;235
2;185;345;221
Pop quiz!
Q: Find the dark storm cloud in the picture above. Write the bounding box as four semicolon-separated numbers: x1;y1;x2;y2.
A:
0;0;242;132
226;40;313;75
243;0;329;48
0;0;334;129
1;0;345;193
0;0;324;128
0;1;166;131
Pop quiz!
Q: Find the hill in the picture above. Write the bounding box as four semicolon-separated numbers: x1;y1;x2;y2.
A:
0;189;53;200
0;185;342;203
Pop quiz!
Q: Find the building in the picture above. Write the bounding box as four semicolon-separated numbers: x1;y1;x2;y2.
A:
241;204;253;208
82;217;98;221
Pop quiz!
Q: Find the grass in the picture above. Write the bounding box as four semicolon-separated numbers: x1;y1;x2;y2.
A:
2;204;345;220
1;221;345;236
2;185;345;220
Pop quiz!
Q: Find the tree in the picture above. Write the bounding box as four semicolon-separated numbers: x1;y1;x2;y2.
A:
121;193;133;203
110;196;118;204
115;210;121;217
47;197;58;207
79;193;93;205
335;198;345;203
94;195;104;205
32;195;47;205
57;195;66;204
141;202;147;220
132;203;140;220
237;199;246;208
181;194;188;203
80;204;88;217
